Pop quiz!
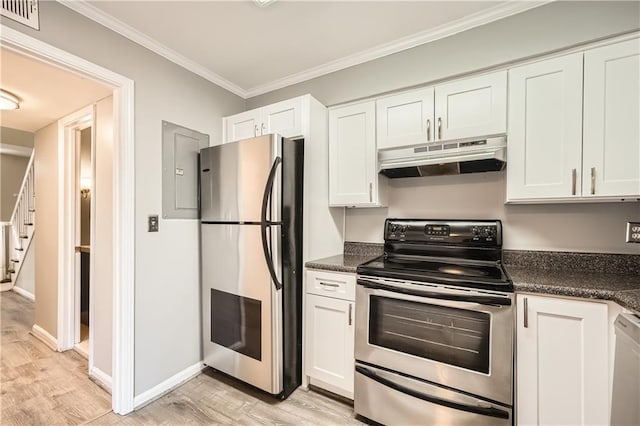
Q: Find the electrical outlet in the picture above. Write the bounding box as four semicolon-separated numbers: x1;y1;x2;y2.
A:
148;215;159;232
626;222;640;243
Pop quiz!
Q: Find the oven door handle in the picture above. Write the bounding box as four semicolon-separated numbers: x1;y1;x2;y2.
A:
357;279;512;306
355;365;510;419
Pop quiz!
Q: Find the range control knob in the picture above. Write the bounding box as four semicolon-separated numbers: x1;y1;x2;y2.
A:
390;224;400;233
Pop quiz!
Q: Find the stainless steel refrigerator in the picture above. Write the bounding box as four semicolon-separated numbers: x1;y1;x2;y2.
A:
200;134;303;399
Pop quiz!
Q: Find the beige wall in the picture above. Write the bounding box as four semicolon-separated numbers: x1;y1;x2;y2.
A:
33;122;58;338
1;127;34;221
31;97;114;375
0;126;35;148
247;1;640;255
0;154;30;221
93;97;113;376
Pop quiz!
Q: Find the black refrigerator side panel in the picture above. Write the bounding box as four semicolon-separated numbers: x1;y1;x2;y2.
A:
280;137;304;398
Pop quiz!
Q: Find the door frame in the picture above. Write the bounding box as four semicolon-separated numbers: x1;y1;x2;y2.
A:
0;25;135;414
58;106;94;359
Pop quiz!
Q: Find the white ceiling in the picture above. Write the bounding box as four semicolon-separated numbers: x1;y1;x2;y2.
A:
68;0;547;98
0;47;112;132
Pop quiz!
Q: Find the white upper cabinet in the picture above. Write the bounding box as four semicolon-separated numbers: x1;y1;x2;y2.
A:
223;109;261;142
376;87;434;150
583;38;640;198
261;96;304;138
507;37;640;202
376;72;507;150
507;53;584;201
434;70;507;141
329;101;386;207
223;96;305;143
516;294;609;426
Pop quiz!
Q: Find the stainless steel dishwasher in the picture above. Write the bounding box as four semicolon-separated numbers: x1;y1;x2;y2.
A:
611;313;640;426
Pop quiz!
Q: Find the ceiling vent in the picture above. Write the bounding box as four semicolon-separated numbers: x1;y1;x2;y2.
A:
1;0;39;30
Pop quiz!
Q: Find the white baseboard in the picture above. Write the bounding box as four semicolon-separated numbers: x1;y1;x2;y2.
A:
73;344;89;360
90;366;113;393
12;286;35;301
31;324;58;351
133;361;204;409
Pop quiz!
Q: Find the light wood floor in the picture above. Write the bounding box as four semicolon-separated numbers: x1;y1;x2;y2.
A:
91;371;365;425
0;291;112;424
2;290;365;425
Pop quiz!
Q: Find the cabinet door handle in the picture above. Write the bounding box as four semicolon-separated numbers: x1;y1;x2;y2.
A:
369;182;373;203
571;168;577;196
254;124;259;137
426;119;431;141
591;167;596;195
261;123;266;135
348;303;353;326
319;281;340;288
523;297;528;328
437;117;442;140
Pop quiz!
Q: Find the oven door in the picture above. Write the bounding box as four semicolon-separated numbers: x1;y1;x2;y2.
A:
355;276;513;405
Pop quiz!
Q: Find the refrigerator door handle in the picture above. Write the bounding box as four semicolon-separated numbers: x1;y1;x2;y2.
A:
261;156;283;290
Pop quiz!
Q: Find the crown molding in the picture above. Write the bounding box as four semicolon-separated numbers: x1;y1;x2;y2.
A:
56;0;248;98
244;1;553;98
58;0;551;100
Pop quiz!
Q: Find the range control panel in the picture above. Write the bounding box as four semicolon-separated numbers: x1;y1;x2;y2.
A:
385;219;502;246
425;224;450;237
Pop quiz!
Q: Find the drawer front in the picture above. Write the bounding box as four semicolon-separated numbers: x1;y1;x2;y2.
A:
306;269;356;301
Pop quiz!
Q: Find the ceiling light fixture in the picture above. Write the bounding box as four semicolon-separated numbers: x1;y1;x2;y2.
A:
254;0;277;7
0;89;20;110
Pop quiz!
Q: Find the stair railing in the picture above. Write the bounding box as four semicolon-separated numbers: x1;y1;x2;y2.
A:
1;222;11;283
5;150;35;286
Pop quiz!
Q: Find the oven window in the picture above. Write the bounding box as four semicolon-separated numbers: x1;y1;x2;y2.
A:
369;296;490;373
211;289;262;361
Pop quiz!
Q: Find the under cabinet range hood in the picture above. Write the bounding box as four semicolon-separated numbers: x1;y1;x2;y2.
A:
379;136;507;178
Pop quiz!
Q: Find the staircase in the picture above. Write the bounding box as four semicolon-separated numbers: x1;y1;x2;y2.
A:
1;152;35;292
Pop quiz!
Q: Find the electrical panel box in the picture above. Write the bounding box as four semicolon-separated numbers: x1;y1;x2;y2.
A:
162;121;209;219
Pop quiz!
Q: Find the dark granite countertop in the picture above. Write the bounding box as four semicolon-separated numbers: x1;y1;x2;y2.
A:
508;266;640;312
305;254;377;274
305;243;640;312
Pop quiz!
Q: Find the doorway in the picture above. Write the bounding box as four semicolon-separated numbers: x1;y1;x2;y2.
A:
1;24;135;413
74;125;94;359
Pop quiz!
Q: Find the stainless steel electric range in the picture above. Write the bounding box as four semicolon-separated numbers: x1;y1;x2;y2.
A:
354;219;514;426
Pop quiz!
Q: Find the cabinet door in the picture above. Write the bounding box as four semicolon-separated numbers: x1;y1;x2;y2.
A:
261;96;304;138
376;87;434;150
516;294;609;426
583;38;640;198
434;70;507;141
507;54;584;201
223;109;261;143
329;102;379;206
305;293;355;398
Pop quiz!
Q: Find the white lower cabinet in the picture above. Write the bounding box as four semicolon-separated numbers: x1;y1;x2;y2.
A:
304;269;355;399
516;294;609;426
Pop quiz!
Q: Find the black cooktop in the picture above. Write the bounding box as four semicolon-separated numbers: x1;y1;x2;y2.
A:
357;255;512;292
357;219;513;292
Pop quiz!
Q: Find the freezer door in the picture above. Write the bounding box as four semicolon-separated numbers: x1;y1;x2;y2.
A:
201;223;282;394
200;134;281;223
